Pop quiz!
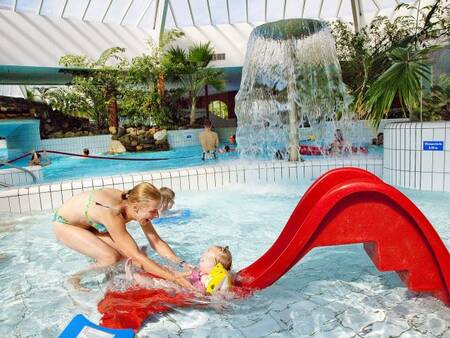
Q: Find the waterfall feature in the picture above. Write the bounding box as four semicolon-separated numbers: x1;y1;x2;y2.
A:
236;19;356;160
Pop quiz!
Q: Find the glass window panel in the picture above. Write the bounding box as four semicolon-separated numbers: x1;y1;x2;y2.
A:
138;0;156;29
16;0;40;12
171;0;194;26
267;0;284;21
209;0;228;25
122;0;149;25
165;3;176;28
362;0;378;14
84;0;111;21
103;0;132;24
378;0;397;8
0;0;13;9
64;0;90;19
284;0;302;19
40;0;65;16
302;0;319;18
228;0;246;23
247;0;264;22
337;0;353;19
319;0;340;19
190;0;211;25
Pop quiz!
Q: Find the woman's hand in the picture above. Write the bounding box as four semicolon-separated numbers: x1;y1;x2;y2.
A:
172;275;200;294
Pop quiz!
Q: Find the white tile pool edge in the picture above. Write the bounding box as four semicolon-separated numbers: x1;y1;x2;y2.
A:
0;157;383;214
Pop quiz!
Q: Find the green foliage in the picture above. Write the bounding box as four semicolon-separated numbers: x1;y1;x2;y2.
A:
209;100;228;119
57;47;129;128
411;74;450;122
166;42;225;125
364;47;432;128
330;1;449;119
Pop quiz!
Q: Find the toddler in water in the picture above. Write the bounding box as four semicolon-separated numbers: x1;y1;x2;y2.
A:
187;245;232;294
126;245;232;295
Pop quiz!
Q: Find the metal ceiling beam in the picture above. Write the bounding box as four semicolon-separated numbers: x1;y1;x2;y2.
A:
186;0;196;26
168;0;178;28
371;0;381;10
38;0;44;15
82;0;92;20
301;0;306;17
206;0;213;25
154;0;169;43
60;0;69;18
283;0;287;19
102;0;113;22
264;0;267;22
318;0;324;17
137;0;154;26
350;0;362;32
336;0;344;17
120;0;134;25
12;0;17;12
246;0;249;23
226;0;230;24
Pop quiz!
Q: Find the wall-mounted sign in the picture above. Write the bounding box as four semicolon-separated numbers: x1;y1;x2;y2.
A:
423;141;444;151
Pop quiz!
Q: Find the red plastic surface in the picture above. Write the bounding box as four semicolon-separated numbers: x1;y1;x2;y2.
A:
98;168;450;331
236;167;450;304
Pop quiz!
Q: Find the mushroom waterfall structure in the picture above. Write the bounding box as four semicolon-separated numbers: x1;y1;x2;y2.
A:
235;19;359;160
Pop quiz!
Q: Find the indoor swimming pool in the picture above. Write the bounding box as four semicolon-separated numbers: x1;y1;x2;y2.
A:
0;182;448;337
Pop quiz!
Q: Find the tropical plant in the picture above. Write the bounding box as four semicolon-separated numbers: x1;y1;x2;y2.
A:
166;42;225;126
58;47;128;129
330;0;449;117
411;74;450;121
363;47;433;128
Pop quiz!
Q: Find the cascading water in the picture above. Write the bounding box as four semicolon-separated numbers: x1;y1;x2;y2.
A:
235;19;362;160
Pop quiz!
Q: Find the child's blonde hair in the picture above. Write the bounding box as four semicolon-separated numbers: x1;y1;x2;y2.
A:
122;182;161;205
212;246;232;270
160;187;175;211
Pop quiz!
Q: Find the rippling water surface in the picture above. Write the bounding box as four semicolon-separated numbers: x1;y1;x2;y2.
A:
0;183;449;337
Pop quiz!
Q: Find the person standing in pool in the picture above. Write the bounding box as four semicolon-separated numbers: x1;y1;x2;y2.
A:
52;182;194;291
199;119;219;160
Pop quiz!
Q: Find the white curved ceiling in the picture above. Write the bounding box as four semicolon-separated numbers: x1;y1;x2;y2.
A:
0;0;419;32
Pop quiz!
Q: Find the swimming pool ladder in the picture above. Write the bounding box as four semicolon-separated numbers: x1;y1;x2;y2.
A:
0;161;38;185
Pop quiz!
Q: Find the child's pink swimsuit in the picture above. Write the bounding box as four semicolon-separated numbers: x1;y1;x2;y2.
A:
188;269;206;292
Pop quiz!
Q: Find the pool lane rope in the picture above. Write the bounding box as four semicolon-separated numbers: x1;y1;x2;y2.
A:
0;149;198;167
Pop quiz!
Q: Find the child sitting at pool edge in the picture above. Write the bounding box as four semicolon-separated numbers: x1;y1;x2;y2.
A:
126;245;232;295
159;187;175;216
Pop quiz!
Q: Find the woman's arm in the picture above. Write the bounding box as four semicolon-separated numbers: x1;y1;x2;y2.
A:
140;221;182;264
101;213;193;289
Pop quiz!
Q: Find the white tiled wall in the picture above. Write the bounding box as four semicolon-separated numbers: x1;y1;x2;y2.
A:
384;121;450;192
0;157;383;214
41;135;112;154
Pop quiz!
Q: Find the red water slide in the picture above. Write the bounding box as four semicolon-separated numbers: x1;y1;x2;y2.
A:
98;168;450;331
235;167;450;304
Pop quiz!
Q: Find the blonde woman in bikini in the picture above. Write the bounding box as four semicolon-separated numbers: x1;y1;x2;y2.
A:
52;182;194;291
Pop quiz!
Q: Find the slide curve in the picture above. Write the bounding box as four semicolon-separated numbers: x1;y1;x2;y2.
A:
235;167;450;305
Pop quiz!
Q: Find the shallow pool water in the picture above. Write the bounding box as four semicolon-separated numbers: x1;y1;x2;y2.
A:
0;183;448;337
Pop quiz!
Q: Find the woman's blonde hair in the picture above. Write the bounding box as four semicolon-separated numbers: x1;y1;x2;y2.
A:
122;182;161;205
160;187;175;210
212;246;232;270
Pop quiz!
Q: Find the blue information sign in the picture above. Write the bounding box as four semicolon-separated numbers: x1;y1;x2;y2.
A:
423;141;444;151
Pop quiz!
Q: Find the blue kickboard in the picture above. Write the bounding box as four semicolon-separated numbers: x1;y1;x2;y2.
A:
59;314;134;338
153;209;191;225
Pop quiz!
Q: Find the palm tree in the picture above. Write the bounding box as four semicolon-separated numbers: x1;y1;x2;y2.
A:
167;42;225;126
363;46;433;128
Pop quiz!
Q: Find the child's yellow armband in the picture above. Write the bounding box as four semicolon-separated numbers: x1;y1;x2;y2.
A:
206;263;232;294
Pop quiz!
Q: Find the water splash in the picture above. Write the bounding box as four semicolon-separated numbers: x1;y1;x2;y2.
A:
236;19;361;160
